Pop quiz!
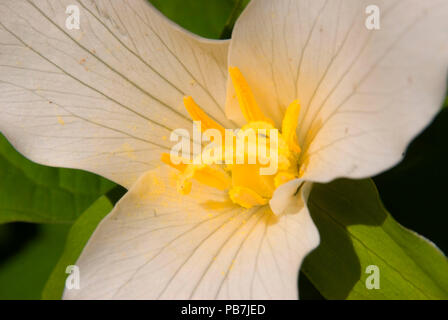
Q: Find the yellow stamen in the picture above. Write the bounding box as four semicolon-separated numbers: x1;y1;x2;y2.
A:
178;164;231;195
165;68;309;211
229;67;273;124
161;152;188;171
229;186;268;209
178;179;192;195
183;96;226;135
282;99;302;154
230;164;275;199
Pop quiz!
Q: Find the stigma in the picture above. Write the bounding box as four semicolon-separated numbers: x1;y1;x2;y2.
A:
162;67;303;209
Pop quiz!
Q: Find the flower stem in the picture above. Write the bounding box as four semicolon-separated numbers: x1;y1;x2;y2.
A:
219;0;248;39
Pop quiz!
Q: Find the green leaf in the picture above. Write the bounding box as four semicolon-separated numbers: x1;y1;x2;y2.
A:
42;196;113;300
0;223;71;299
302;178;448;300
0;133;116;224
148;0;248;39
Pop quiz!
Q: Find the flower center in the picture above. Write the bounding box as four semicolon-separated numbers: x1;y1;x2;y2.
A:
162;67;303;209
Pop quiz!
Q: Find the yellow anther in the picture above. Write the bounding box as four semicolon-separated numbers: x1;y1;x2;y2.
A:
229;186;268;209
183;96;226;135
229;67;273;124
161;152;188;172
282;99;302;154
178;179;192;195
166;68;308;212
230;164;275;199
178;164;231;195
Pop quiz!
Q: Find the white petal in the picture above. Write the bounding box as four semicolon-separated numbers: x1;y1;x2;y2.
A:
63;166;319;300
0;0;232;188
269;178;303;216
227;0;448;181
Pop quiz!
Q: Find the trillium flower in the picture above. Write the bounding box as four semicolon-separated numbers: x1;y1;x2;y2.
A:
0;0;447;299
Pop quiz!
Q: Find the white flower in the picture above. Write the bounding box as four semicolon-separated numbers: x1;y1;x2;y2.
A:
0;0;447;299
